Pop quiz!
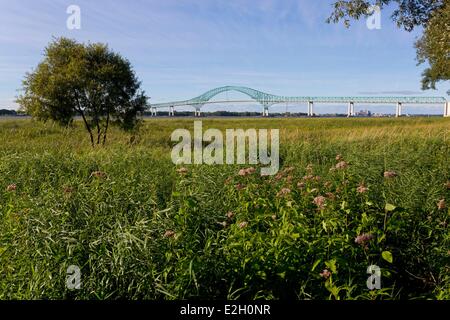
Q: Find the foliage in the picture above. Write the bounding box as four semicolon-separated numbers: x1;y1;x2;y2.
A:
16;37;147;146
415;1;450;90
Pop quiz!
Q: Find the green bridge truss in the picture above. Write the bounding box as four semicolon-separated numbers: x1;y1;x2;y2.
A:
150;86;447;108
149;86;449;117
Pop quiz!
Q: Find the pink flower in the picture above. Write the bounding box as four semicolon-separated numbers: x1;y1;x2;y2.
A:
238;167;256;177
357;184;368;194
297;182;305;189
277;188;291;197
235;183;246;191
355;233;374;245
91;171;107;179
176;167;188;175
335;161;349;170
238;221;248;229
226;211;235;219
325;192;335;201
384;171;398;178
6;184;17;192
164;230;176;238
437;199;446;210
320;269;331;279
313;196;326;209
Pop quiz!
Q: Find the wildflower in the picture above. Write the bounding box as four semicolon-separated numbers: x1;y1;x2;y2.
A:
357;184;368;194
286;175;293;183
164;230;176;238
224;177;233;185
354;233;374;245
320;269;331;279
238;221;248;229
271;215;277;220
277;188;291;197
226;211;235;219
445;181;450;190
218;221;228;228
235;183;246;191
313;196;326;209
336;154;344;161
238;167;256;176
297;182;305;189
176;167;188;175
324;181;332;189
283;166;295;174
63;186;74;194
335;161;348;170
303;174;314;181
306;164;314;173
91;171;107;178
274;172;284;180
437;199;446;210
384;171;398;178
325;192;335;201
6;184;17;192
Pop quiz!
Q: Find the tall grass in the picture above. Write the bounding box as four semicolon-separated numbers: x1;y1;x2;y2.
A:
0;117;448;299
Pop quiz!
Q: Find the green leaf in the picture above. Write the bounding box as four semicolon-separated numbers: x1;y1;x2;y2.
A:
385;203;396;212
382;251;393;263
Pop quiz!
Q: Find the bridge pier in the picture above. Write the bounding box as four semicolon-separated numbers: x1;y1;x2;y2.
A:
396;102;403;118
307;102;314;117
262;106;269;117
444;102;449;117
169;106;175;117
194;108;201;117
347;102;355;117
150;107;157;117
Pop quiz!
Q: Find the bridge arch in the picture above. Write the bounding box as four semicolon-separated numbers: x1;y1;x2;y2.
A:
190;86;275;106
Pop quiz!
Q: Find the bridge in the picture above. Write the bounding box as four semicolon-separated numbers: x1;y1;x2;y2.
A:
149;86;449;117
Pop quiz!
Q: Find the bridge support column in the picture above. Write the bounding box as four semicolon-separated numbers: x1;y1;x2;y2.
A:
444;102;449;117
263;106;269;117
194;108;201;117
347;102;355;117
396;102;402;118
169;106;174;117
307;102;314;117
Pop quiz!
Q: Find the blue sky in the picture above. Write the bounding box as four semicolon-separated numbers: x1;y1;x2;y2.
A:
0;0;448;114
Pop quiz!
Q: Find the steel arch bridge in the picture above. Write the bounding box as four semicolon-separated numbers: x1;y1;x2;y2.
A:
149;86;449;117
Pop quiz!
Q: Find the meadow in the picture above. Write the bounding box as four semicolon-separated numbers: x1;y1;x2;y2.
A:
0;117;449;300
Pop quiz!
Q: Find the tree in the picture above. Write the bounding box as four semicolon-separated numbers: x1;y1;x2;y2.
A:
415;1;450;90
17;37;147;146
327;0;449;92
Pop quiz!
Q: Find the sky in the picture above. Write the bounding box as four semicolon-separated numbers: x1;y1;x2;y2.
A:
0;0;448;114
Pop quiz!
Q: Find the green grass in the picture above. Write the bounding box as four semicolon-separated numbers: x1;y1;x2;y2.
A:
0;117;449;299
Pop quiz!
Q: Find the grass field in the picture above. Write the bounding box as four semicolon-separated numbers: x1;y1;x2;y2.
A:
0;117;449;300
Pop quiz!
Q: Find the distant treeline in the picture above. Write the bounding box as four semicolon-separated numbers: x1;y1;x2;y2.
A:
142;110;318;117
0;109;25;116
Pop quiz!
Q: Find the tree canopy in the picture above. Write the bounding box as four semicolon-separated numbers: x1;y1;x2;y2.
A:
328;0;449;92
17;37;147;146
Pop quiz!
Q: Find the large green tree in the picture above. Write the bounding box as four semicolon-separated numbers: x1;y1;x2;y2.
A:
328;0;449;92
17;37;147;146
